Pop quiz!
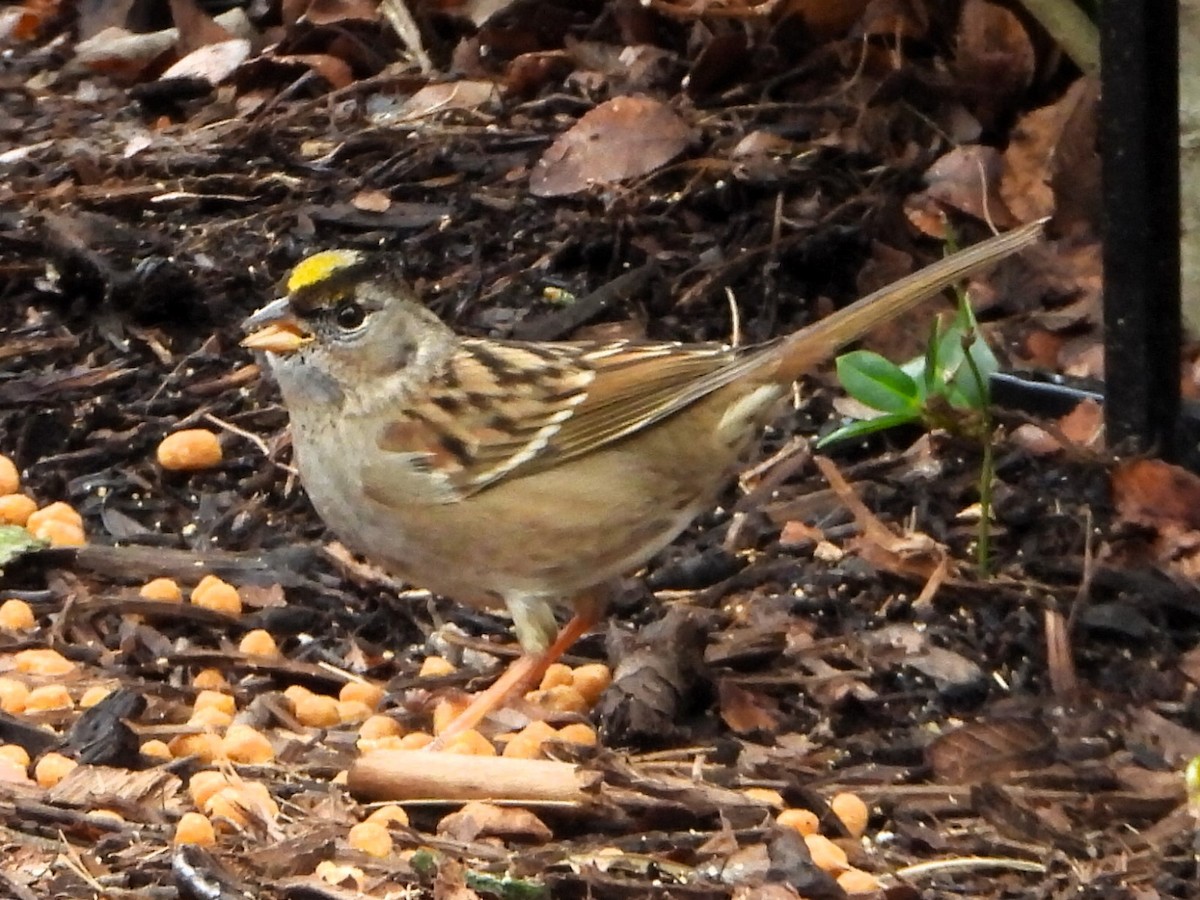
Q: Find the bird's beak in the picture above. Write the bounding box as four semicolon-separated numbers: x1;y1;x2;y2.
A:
241;298;313;354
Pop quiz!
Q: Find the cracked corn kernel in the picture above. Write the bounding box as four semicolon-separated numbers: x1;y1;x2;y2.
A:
205;782;278;828
192;668;227;691
293;693;340;728
169;732;222;763
283;684;313;706
141;739;172;760
431;696;471;736
30;518;85;547
556;723;598;746
190;576;241;616
25;684;70;712
238;629;277;656
25;684;72;712
358;715;402;741
174;812;216;846
189;771;232;808
79;686;112;709
837;869;880;893
397;732;434;750
34;752;76;788
337;699;372;724
365;805;410;828
157;429;223;471
0;494;36;526
26;501;82;530
139;578;182;602
188;706;233;729
524;684;587;714
442;729;495;756
348;821;393;857
194;690;236;716
0;678;29;713
14;648;74;676
804;834;849;874
830;792;869;839
538;663;573;690
0;599;34;631
501;736;542;759
0;744;29;769
221;724;275;764
570;663;612;705
418;655;456;677
0;455;18;495
777;808;820;836
356;735;405;754
339;680;383;709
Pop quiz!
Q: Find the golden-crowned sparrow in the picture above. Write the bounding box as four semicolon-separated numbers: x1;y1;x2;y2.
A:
243;220;1043;740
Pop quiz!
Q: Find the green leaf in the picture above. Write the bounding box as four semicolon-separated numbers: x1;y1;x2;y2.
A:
817;412;921;448
0;525;47;570
836;351;921;415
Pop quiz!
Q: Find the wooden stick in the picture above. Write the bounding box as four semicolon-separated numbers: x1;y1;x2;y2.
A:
348;750;600;804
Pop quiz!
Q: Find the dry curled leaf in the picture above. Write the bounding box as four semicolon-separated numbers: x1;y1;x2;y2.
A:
530;95;692;197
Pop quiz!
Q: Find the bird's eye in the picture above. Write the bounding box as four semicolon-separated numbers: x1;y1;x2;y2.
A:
335;302;367;330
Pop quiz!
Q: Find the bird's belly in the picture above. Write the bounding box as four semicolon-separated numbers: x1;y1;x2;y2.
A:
294;415;743;606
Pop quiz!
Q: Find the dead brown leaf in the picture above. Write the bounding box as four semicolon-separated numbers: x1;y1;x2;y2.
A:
718;680;780;734
436;801;552;843
169;0;233;54
530;95;692;197
955;0;1035;127
160;38;251;85
927;717;1056;783
1112;459;1200;532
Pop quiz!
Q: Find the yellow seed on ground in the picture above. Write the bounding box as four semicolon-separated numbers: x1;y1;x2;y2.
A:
524;684;588;713
837;868;881;893
358;714;402;741
192;668;228;690
418;655;456;677
26;501;82;530
830;792;869;839
174;811;216;846
25;684;72;711
194;690;236;716
332;769;349;785
14;648;74;676
188;706;233;729
0;494;36;526
34;752;76;788
397;732;434;750
0;599;35;631
205;782;278;828
432;696;472;736
78;686;112;709
157;429;223;472
0;744;30;769
337;699;372;724
570;663;612;705
238;629;277;656
0;455;18;495
190;575;241;616
283;684;314;706
0;678;29;713
169;732;222;763
556;723;598;746
294;693;341;728
538;663;573;690
442;729;496;756
347;821;393;857
520;720;559;742
365;804;410;828
777;808;820;836
91;809;124;823
141;739;172;760
804;833;849;874
139;577;182;602
743;787;786;809
220;724;275;764
357;735;405;754
189;771;232;808
315;861;364;888
502;736;542;759
29;518;85;547
339;680;384;709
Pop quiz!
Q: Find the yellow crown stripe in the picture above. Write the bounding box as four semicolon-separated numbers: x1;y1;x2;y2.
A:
287;249;363;294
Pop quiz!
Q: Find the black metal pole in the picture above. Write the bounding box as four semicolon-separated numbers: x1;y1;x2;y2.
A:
1099;2;1181;459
